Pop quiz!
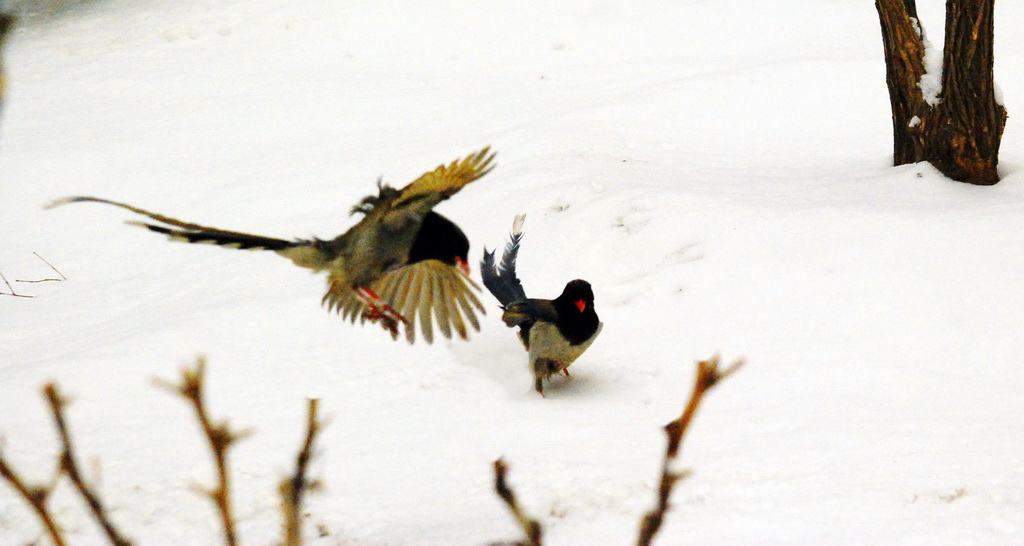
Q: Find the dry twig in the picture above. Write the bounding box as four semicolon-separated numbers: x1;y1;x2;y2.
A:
493;458;542;546
17;252;68;283
280;398;323;546
1;253;67;296
0;270;32;297
157;357;248;546
44;383;133;546
636;355;744;546
0;450;65;545
5;357;327;546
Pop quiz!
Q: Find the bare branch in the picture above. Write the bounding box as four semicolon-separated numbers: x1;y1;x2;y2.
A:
493;458;542;546
280;398;323;546
43;383;133;546
0;451;65;546
637;355;744;546
0;270;32;297
159;357;247;546
17;253;68;283
5;357;327;546
34;252;68;280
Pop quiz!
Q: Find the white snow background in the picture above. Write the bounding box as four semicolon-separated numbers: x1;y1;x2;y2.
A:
3;0;1024;544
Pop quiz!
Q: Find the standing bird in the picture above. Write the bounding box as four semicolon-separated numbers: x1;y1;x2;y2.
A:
47;147;496;343
481;215;602;395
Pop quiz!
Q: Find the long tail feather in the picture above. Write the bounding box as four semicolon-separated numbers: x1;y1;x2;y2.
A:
481;214;528;306
47;195;306;252
127;222;297;250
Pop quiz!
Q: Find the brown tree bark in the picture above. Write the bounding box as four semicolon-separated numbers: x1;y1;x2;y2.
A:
875;0;1006;185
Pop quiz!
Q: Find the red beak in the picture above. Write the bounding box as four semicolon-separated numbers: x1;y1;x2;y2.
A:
575;299;586;313
456;256;470;276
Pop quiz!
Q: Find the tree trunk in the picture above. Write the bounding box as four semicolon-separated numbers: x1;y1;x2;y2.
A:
875;0;1006;185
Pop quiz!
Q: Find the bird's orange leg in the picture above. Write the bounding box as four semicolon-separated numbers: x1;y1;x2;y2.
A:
355;287;409;335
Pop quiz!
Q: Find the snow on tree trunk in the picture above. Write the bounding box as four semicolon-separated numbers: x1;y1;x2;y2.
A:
875;0;1006;185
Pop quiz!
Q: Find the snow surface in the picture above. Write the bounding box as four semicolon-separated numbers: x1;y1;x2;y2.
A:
2;1;1024;544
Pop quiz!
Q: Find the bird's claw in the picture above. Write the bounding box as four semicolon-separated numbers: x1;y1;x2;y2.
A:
363;303;408;336
356;286;409;337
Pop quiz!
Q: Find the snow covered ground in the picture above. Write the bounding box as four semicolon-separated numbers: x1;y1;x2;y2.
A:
2;0;1024;544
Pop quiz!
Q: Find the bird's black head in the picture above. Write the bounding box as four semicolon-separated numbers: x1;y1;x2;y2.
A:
407;212;471;274
552;279;599;345
556;279;595;313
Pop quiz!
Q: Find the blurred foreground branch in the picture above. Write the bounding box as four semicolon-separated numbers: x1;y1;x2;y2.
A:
157;357;250;546
4;353;741;544
280;398;324;546
636;355;744;546
0;449;65;545
2;356;326;545
0;382;133;545
492;355;743;546
493;458;543;546
44;384;133;546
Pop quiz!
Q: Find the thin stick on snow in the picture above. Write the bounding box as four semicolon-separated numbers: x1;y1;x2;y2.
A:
44;383;133;546
0;270;32;297
16;252;68;283
280;398;323;546
636;355;744;546
157;357;249;546
0;451;66;545
493;458;543;546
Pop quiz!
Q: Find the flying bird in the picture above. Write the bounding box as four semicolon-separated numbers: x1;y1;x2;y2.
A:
47;147;496;343
481;214;602;395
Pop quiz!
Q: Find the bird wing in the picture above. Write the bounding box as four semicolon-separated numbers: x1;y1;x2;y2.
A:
322;260;485;344
501;299;558;327
389;147;496;215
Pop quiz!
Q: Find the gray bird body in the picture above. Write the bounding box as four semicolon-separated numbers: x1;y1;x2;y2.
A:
314;207;419;286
